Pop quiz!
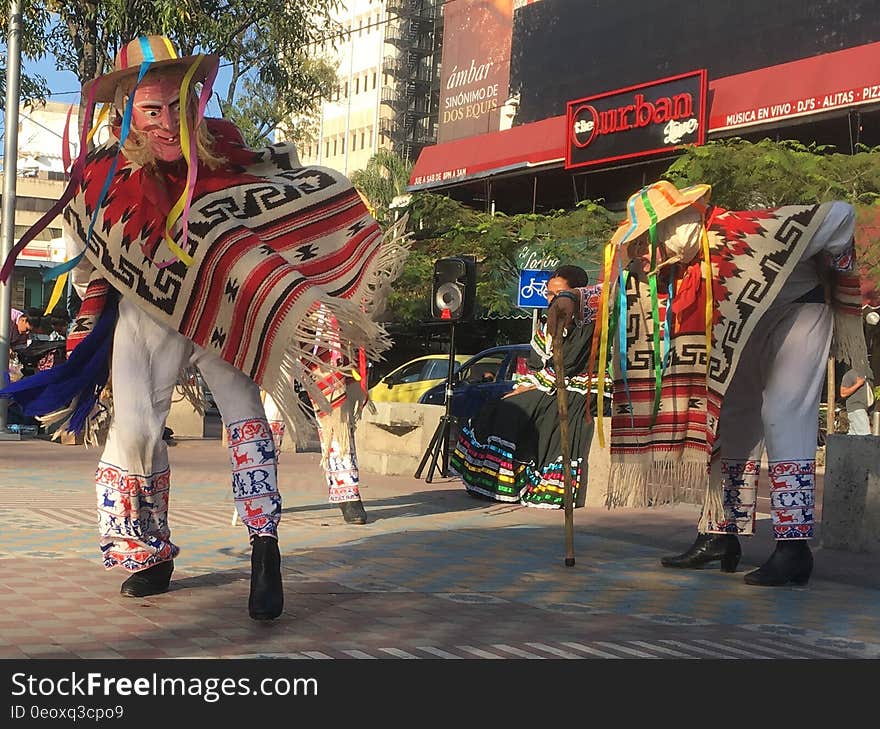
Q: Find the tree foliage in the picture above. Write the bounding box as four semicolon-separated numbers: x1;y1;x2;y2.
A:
665;137;880;209
2;0;341;146
350;148;414;225
387;193;617;326
0;0;52;107
384;137;880;329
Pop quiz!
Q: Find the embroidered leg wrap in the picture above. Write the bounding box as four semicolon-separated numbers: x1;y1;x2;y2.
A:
768;459;815;540
704;459;759;535
97;461;178;571
227;417;282;539
324;433;361;503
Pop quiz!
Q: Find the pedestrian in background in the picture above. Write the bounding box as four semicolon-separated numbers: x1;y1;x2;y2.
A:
8;308;33;352
840;367;874;435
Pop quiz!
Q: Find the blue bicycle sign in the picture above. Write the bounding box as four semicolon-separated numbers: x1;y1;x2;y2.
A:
517;269;553;308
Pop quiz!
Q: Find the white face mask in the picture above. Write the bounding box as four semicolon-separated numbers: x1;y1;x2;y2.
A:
623;207;703;275
656;208;703;267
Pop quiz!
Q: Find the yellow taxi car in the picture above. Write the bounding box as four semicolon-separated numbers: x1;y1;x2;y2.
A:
368;353;472;403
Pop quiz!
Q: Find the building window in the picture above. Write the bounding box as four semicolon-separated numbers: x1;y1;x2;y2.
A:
372;71;377;89
333;138;338;156
368;126;373;148
344;81;349;98
355;77;359;94
360;131;366;149
325;140;330;158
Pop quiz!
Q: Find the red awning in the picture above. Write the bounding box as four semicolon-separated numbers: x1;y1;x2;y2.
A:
410;41;880;191
708;40;880;131
409;115;566;190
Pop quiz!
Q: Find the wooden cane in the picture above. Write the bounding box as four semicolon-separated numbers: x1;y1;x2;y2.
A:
552;332;576;567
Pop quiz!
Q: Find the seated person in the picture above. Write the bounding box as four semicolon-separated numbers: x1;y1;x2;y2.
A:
449;265;600;509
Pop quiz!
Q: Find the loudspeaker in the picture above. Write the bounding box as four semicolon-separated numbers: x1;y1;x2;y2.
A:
431;256;476;321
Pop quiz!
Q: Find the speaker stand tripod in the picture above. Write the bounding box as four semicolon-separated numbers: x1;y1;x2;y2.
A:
415;322;459;483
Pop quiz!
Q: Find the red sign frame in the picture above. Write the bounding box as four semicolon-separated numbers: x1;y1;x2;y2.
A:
565;69;708;170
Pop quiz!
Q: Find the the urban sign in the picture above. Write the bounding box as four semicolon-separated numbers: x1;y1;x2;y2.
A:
565;69;707;169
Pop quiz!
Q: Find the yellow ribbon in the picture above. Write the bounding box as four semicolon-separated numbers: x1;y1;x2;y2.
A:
700;224;713;381
161;57;203;267
44;271;69;315
159;36;178;59
595;241;616;448
87;104;109;145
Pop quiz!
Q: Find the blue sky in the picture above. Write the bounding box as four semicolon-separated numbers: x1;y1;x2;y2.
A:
21;55;80;101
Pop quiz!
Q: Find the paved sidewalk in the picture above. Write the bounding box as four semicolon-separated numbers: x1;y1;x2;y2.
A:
1;437;878;660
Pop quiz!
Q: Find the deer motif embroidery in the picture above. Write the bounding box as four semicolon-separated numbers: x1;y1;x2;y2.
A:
232;447;254;466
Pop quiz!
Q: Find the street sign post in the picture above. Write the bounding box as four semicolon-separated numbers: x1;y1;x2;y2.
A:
517;269;553;340
517;269;553;308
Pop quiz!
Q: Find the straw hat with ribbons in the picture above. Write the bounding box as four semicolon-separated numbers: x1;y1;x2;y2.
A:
610;180;711;258
2;35;220;294
82;35;219;104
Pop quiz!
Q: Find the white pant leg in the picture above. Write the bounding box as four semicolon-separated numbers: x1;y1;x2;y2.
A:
97;299;190;571
193;347;282;539
268;376;361;504
705;339;766;536
706;303;831;539
761;303;832;540
316;417;362;503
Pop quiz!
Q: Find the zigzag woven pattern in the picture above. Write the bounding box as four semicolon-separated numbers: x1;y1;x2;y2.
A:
62;120;403;439
607;203;831;508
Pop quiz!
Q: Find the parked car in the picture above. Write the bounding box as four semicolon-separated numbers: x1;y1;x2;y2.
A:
368;353;473;403
419;343;614;439
418;344;532;428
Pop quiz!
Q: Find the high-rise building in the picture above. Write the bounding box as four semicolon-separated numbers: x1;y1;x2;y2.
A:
295;0;443;173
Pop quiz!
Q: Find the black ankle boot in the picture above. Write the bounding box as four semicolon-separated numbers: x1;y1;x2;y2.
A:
339;499;367;524
120;560;174;597
660;533;741;572
249;536;283;620
744;540;813;586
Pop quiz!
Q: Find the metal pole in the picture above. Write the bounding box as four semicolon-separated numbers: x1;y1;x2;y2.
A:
0;0;23;437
